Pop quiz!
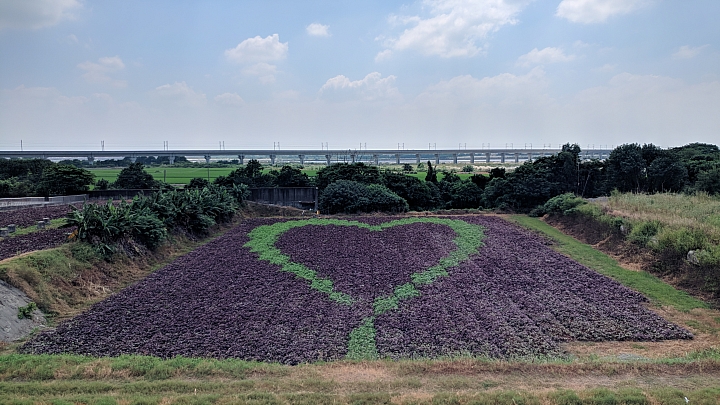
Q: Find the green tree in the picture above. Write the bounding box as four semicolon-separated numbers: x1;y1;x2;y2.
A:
318;180;408;214
606;144;646;192
382;172;441;211
315;162;382;190
188;177;211;189
276;165;310;187
39;164;95;196
695;167;720;195
113;162;158;189
425;161;438;183
447;181;482;209
243;159;264;178
647;154;688;192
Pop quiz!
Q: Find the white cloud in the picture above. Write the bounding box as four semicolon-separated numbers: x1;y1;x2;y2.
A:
417;67;549;105
153;82;206;106
77;56;127;88
375;49;393;63
0;0;81;30
594;63;618;72
214;92;244;106
380;0;534;58
242;63;278;84
672;45;710;60
516;47;575;67
224;34;288;64
225;34;287;83
320;72;401;101
306;23;330;37
556;0;653;24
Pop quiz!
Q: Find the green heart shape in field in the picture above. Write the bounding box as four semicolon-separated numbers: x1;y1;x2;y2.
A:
244;217;485;359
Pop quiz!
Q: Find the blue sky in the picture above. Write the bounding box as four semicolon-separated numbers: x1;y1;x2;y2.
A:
1;0;719;151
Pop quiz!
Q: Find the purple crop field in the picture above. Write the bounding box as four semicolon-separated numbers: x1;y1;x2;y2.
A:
0;228;71;261
21;215;692;363
0;204;78;228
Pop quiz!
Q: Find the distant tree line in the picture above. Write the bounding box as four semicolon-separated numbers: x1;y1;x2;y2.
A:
0;159;95;197
3;143;719;214
181;142;719;214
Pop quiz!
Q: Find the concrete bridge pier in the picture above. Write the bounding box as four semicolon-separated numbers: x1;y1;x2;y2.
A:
415;154;420;164
87;156;95;165
395;154;400;164
485;153;491;163
204;155;211;164
452;153;458;164
129;156;137;163
238;155;245;165
527;153;532;162
500;153;506;163
434;153;440;165
373;154;379;165
325;154;332;165
299;155;305;165
270;154;276;166
350;154;356;163
514;153;520;163
470;153;475;164
168;156;175;165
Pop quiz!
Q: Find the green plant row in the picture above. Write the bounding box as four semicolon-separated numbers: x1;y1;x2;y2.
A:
66;185;244;257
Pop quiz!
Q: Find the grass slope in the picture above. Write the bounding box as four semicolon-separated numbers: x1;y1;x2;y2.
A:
509;215;707;312
1;354;720;404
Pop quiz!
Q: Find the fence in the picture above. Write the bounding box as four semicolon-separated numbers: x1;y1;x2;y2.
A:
248;187;318;210
0;195;88;211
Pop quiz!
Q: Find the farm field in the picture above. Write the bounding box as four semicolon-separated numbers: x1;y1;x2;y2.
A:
89;167;237;185
0;205;78;261
21;216;692;361
87;166;476;185
3;213;720;403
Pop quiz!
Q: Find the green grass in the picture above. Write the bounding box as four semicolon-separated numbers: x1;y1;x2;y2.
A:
88;166;477;186
89;167;238;185
1;354;720;404
509;215;708;312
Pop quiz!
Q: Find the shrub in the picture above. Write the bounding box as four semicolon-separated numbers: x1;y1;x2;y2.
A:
656;227;707;255
187;177;210;189
627;220;661;246
319;180;408;214
95;178;110;190
531;193;586;216
17;302;38;319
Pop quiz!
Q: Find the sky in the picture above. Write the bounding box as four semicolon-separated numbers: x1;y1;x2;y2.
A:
0;0;719;151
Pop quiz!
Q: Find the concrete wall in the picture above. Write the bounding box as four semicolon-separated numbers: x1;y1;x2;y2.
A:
248;187;318;210
0;195;87;210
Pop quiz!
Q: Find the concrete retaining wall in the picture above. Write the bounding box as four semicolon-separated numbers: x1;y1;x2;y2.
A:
248;187;318;210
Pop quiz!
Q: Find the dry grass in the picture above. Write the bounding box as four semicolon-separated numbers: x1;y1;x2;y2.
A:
604;192;720;242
